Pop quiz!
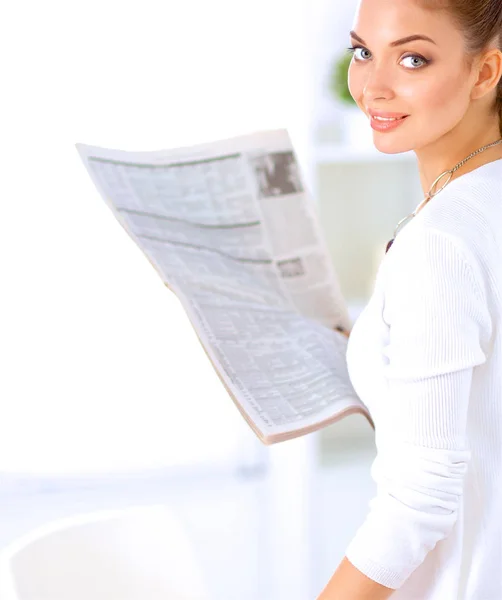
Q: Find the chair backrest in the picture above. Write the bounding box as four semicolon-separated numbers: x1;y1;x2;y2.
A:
0;503;210;600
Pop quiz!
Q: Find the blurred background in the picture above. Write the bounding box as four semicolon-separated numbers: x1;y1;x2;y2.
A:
0;0;424;598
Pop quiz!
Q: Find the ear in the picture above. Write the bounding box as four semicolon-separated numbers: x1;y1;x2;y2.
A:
471;47;502;101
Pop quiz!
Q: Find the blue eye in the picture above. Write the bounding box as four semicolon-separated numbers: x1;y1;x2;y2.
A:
346;45;430;69
346;46;371;60
402;55;429;69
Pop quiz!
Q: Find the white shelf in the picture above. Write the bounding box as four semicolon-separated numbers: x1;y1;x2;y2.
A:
314;143;416;165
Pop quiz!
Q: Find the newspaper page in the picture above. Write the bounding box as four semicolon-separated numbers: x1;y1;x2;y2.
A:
76;129;372;444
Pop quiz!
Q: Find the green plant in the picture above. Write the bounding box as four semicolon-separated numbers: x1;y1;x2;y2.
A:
328;51;356;106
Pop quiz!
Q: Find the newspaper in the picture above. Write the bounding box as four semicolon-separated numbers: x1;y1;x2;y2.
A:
75;129;373;444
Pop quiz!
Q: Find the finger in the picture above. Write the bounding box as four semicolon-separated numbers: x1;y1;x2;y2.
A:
335;326;350;338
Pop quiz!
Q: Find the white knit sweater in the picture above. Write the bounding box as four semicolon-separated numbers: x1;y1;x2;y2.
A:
345;158;502;599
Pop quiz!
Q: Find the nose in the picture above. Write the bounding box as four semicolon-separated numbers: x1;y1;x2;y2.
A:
361;61;396;103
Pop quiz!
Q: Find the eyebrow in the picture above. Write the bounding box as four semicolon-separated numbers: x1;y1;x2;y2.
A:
349;31;437;46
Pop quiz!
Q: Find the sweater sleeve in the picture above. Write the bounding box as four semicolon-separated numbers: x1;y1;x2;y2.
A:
344;223;492;590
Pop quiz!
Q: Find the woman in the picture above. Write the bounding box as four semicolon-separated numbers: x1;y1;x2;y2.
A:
320;0;502;598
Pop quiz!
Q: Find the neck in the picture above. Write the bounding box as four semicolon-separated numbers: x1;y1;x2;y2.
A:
414;116;502;197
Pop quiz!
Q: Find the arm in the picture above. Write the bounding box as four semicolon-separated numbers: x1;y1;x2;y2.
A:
319;224;492;596
317;556;395;599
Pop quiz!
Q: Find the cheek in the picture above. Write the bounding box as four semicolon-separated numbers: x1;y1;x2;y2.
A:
399;70;469;121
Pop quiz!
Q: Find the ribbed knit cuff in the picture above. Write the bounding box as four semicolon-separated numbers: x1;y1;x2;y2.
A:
345;544;405;590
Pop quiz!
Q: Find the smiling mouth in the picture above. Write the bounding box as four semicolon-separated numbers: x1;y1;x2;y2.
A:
370;115;409;121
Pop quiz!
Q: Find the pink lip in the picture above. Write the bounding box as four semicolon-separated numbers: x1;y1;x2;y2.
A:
370;114;409;132
368;109;409;118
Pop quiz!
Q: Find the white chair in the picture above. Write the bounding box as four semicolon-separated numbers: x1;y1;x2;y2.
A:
0;503;210;600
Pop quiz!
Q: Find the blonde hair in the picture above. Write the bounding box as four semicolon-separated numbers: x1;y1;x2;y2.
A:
417;0;502;136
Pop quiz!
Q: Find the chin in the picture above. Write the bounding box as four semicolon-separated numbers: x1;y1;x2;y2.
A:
372;134;414;155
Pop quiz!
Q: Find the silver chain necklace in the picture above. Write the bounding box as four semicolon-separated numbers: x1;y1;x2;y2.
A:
385;138;502;253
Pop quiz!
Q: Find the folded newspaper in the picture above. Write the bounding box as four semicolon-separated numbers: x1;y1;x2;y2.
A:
75;128;374;444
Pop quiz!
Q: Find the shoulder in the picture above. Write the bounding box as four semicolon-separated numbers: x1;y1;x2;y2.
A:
383;216;489;314
384;170;500;295
385;218;479;282
418;162;501;253
381;216;493;377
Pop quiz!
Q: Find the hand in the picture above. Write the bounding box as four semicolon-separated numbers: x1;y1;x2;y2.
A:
334;326;351;339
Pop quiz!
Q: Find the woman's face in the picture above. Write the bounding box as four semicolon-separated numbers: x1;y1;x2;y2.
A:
348;0;474;152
